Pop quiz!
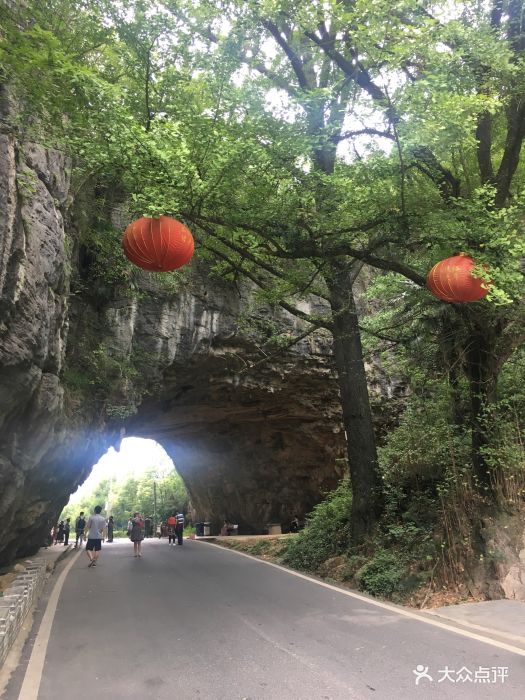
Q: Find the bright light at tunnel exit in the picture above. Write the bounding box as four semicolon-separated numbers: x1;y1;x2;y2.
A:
67;438;175;504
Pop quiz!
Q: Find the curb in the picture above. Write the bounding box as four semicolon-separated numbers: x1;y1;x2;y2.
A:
421;610;525;649
48;545;73;569
0;546;73;668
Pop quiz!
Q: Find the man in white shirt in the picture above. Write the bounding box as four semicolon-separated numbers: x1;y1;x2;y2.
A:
85;505;106;567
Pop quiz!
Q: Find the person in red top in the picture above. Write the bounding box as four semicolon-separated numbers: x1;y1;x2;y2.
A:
166;513;177;545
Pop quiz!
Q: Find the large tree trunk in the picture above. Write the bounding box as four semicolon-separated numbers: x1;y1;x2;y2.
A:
326;261;383;544
464;329;499;490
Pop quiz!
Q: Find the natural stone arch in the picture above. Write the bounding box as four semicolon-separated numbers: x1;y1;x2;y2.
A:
0;248;347;564
0;341;345;566
0;123;345;565
125;351;347;534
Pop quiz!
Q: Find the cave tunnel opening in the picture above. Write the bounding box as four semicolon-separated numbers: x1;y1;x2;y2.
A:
60;437;193;534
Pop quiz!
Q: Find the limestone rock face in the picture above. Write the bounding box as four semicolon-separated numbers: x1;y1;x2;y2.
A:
465;513;525;602
0;100;115;564
0;103;345;564
68;269;346;535
487;516;525;602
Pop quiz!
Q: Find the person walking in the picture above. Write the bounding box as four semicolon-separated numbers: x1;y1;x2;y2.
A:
130;512;145;557
74;511;86;548
56;520;65;544
85;505;106;568
144;517;152;538
63;518;71;545
107;515;114;543
175;511;185;546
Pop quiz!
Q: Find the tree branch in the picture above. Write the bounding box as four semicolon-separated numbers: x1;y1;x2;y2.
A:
245;324;330;373
188;213;294;256
194;220;331;302
333;127;395;143
409;146;461;201
262;19;311;89
324;246;427;286
194;233;333;330
190;212;424;285
303;29;392;111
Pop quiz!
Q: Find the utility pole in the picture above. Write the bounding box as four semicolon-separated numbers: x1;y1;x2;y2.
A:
105;471;113;519
153;480;157;538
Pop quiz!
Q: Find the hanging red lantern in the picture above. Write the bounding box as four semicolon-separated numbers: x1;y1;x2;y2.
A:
427;253;490;302
122;216;194;272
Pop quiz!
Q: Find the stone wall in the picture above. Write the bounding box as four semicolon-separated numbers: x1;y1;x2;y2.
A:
0;558;47;666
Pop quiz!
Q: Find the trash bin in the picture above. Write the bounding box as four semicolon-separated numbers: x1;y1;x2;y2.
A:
203;522;211;536
195;522;204;537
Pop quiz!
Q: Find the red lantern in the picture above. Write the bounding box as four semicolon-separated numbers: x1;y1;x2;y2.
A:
122;216;194;272
427;253;490;302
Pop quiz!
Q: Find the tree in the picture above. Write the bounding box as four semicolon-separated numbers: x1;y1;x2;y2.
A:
160;0;524;502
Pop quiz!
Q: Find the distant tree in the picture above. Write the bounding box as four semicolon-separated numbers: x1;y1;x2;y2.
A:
61;468;189;529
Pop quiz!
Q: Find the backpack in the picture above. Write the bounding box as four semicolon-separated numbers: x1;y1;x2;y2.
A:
76;517;86;531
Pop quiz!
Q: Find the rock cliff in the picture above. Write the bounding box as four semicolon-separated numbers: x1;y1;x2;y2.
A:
0;95;346;564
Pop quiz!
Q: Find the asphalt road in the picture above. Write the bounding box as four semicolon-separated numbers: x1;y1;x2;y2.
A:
5;539;525;699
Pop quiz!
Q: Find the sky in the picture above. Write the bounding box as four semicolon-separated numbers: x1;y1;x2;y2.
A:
68;437;174;504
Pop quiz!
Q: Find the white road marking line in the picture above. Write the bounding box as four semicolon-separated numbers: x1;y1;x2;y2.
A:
423;611;525;645
18;549;82;700
199;540;525;657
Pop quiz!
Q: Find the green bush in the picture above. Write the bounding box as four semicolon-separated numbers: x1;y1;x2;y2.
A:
111;529;128;539
378;388;471;485
248;540;272;555
282;480;351;571
357;550;407;597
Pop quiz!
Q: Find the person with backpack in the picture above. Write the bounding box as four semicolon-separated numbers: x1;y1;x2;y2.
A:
175;511;184;546
74;512;86;548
